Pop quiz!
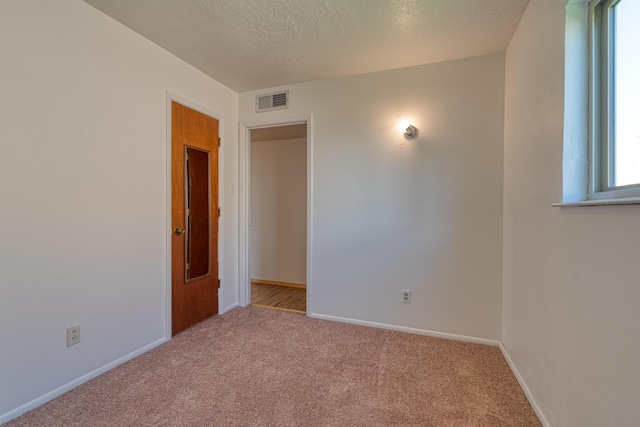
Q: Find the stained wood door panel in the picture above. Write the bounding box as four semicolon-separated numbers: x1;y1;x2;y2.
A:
171;101;219;336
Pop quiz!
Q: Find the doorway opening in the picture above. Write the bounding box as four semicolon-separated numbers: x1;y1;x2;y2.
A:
248;123;308;314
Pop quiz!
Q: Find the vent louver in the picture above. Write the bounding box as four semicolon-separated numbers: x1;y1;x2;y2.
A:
256;90;289;112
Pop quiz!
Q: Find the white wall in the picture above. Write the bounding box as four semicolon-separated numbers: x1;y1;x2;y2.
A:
251;138;307;284
0;0;238;421
240;54;505;341
503;0;640;425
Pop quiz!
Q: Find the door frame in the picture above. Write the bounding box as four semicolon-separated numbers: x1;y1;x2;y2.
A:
165;91;225;340
238;114;314;314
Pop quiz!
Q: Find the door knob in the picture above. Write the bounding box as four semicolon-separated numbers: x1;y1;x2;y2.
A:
174;227;185;235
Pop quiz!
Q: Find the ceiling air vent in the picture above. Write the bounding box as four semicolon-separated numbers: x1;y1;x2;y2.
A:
256;90;289;113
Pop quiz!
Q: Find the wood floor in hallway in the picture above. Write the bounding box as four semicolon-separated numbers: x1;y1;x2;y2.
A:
251;281;306;313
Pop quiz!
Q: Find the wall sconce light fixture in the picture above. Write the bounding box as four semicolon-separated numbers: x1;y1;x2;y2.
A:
397;119;418;140
404;124;418;139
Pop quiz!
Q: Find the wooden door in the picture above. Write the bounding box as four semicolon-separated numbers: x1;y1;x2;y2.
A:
171;101;219;336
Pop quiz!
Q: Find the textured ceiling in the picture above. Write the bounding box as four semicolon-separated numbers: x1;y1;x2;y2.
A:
83;0;529;92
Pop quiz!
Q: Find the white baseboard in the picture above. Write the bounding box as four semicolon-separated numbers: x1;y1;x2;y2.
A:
499;343;550;427
222;302;239;314
0;337;167;425
308;312;500;347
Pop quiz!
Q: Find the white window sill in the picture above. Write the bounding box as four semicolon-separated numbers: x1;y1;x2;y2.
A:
553;197;640;207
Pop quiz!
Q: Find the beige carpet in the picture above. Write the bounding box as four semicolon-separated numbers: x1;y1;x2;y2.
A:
6;307;540;426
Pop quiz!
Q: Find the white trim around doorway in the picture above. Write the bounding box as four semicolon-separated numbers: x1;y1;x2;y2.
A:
238;114;314;315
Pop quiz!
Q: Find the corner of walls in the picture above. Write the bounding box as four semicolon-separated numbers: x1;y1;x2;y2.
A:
499;343;551;427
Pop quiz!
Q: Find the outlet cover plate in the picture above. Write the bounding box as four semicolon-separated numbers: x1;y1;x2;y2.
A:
402;290;411;303
67;325;80;347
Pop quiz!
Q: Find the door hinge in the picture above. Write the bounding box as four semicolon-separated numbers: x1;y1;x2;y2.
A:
186;262;190;270
218;137;221;147
217;279;221;288
218;207;221;218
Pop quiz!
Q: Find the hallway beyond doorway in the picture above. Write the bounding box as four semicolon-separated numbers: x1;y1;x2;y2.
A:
251;280;306;313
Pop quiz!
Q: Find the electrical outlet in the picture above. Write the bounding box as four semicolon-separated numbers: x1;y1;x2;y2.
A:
402;290;411;304
67;325;80;347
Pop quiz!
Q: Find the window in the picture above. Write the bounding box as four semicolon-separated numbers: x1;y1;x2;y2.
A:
589;0;640;200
